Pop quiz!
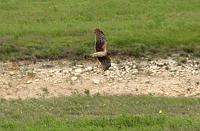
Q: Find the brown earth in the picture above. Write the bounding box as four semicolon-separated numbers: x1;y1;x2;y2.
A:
0;56;200;100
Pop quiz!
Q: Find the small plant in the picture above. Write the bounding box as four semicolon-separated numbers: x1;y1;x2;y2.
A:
70;61;77;66
148;92;155;96
94;92;100;96
176;57;187;66
8;82;12;88
71;89;79;95
42;87;49;95
145;70;153;76
84;89;90;96
131;44;146;58
26;70;36;78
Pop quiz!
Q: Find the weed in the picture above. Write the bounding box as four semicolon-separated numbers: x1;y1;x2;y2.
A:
84;89;90;96
176;57;187;66
42;87;49;95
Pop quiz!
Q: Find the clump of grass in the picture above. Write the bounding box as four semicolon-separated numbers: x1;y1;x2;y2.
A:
41;87;49;95
130;44;147;57
26;71;36;78
84;89;90;96
176;57;187;65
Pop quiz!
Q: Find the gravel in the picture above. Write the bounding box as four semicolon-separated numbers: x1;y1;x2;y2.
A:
0;56;199;99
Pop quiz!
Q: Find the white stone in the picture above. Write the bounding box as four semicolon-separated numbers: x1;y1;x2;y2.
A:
74;68;82;73
49;70;56;73
26;80;32;84
92;79;100;84
74;73;81;76
9;71;15;76
132;69;138;74
157;62;165;66
71;76;78;81
76;65;84;68
151;65;159;70
132;65;136;69
34;79;39;82
57;80;62;83
68;68;73;72
85;66;93;71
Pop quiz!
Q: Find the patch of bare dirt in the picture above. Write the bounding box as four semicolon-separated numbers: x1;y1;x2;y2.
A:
0;35;15;43
0;57;200;100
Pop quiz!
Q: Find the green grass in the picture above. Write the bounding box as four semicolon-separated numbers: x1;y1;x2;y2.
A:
0;0;200;60
1;96;200;130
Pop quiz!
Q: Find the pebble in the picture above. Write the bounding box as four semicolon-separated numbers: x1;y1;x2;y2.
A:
26;80;32;84
9;71;15;76
85;66;93;71
92;79;100;84
71;76;78;81
34;79;40;82
1;57;200;98
74;68;83;73
49;70;56;73
76;65;84;68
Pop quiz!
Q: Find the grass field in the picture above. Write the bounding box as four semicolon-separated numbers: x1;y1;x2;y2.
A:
0;0;200;60
1;96;200;130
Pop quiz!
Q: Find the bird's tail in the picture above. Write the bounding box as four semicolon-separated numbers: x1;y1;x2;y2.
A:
97;56;111;71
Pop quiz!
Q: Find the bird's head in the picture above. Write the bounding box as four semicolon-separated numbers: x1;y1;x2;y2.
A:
94;28;104;35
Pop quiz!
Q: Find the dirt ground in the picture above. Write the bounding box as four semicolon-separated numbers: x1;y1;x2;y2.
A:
0;56;200;100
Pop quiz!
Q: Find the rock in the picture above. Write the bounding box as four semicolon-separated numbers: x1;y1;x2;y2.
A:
118;78;123;81
26;80;32;84
145;80;151;84
110;75;115;79
132;69;138;74
9;71;15;76
109;66;116;71
34;69;43;72
76;65;84;68
151;65;159;70
34;79;39;82
74;68;83;73
57;80;62;83
132;65;137;69
170;67;177;72
68;68;73;72
74;72;82;76
71;76;78;81
63;70;69;74
85;66;93;71
41;64;54;68
125;65;130;71
49;70;56;73
92;79;100;84
121;71;126;75
104;70;110;76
